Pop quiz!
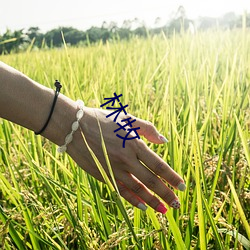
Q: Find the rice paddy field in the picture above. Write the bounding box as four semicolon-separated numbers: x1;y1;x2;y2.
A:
0;29;250;249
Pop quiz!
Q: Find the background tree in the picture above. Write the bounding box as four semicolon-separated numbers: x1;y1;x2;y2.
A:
168;5;191;33
27;27;43;47
0;29;29;53
1;11;250;54
44;27;86;47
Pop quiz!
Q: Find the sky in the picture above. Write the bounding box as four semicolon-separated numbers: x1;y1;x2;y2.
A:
0;0;249;34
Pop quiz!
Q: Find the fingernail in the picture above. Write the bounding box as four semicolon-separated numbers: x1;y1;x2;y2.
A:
137;203;147;211
177;182;186;191
156;203;167;214
158;134;168;143
170;199;181;209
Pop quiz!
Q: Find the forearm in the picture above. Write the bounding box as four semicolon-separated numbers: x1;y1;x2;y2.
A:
0;61;77;145
0;62;186;213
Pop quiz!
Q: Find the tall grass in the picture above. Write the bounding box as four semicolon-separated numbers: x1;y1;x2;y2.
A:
0;30;249;249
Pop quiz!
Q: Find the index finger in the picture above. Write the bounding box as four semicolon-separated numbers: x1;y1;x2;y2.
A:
137;142;186;191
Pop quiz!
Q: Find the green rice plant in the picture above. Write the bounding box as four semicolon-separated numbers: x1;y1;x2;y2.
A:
0;29;249;249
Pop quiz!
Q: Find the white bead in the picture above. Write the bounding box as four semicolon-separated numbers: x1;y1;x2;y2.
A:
76;109;84;120
72;121;79;131
57;145;67;153
76;100;84;108
57;99;85;154
65;133;73;144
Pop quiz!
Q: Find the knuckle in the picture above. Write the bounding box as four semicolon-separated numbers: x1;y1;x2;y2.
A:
116;152;129;163
131;183;144;194
145;175;157;189
136;139;148;154
118;183;127;194
146;121;154;126
154;161;166;175
108;147;131;165
147;196;159;207
161;191;174;204
146;121;155;133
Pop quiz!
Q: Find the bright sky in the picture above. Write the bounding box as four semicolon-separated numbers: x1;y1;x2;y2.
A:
0;0;249;34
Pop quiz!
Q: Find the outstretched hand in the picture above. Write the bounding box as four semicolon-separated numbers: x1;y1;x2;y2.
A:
0;62;185;213
67;107;186;213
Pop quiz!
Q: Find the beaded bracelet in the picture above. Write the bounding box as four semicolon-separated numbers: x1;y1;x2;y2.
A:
57;100;85;153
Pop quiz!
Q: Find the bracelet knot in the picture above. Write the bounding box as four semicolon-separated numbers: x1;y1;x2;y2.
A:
35;80;62;135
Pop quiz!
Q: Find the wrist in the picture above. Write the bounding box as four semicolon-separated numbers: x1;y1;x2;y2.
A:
42;93;79;146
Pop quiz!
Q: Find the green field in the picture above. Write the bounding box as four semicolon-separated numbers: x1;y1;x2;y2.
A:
0;30;250;249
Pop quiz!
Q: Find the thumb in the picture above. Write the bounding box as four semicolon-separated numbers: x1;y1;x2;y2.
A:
132;116;168;144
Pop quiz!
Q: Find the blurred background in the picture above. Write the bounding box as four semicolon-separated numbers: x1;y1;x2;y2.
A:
0;0;249;53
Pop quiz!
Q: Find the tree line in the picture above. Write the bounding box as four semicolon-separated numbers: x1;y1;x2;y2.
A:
0;10;249;54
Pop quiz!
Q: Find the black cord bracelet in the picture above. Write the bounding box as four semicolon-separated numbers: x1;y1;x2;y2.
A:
35;80;62;135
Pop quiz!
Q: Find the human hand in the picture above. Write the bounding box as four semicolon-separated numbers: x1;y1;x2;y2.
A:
66;107;186;214
0;62;184;214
